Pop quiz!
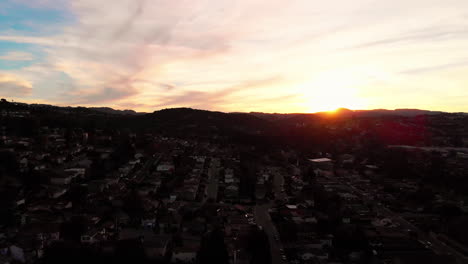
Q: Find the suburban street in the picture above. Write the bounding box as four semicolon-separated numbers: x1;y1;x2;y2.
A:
205;158;220;202
272;168;286;201
254;168;287;264
377;205;468;264
345;181;468;264
133;155;159;184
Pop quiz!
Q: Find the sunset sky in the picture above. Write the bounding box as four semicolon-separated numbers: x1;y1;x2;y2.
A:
1;0;468;113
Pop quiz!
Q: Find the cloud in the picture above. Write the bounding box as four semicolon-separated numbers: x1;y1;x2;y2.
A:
153;90;230;109
157;83;176;90
0;35;71;47
151;75;285;110
75;87;137;104
111;0;146;40
0;73;32;97
0;51;34;61
0;0;240;105
10;0;69;10
70;75;140;104
346;25;468;50
400;60;468;75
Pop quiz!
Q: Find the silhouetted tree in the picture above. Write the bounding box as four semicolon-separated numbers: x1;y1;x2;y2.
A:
245;226;271;264
197;228;229;264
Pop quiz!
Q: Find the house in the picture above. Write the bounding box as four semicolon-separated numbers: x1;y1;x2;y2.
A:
256;185;266;200
305;199;315;208
225;177;235;184
309;158;333;171
157;163;175;172
169;195;177;203
171;248;197;263
114;210;130;226
19;157;28;170
50;174;73;185
64;168;86;178
9;245;26;263
119;165;134;177
48;187;68;199
301;252;315;261
138;184;156;196
141;217;157;229
87;180;109;193
225;185;239;199
143;235;171;260
16;198;26;206
182;187;197;201
119;228;153;241
171;238;200;264
182;218;206;235
52;155;66;164
23;222;61;248
158;214;181;233
81;229;99;244
34;164;46;171
104;177;119;186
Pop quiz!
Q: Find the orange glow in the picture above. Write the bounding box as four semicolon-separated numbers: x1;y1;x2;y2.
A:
325;108;340;114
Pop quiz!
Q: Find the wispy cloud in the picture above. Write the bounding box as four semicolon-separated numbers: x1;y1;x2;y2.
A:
0;51;34;61
111;0;146;40
10;0;69;10
151;76;284;109
347;25;468;50
0;73;32;96
400;59;468;75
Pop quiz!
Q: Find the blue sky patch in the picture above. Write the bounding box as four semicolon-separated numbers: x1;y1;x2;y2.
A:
0;1;73;70
0;41;45;70
0;0;74;35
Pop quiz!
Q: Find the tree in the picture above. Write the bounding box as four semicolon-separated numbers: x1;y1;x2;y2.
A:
123;189;145;224
197;228;229;264
245;226;271;264
382;149;413;179
0;150;19;178
68;185;88;210
60;216;87;242
0;188;17;226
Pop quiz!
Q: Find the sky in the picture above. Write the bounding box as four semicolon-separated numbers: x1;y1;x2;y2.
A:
0;0;468;113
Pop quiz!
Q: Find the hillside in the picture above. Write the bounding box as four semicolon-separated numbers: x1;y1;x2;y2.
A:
2;99;468;150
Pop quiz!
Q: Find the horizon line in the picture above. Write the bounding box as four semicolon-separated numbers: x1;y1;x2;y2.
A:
2;98;467;115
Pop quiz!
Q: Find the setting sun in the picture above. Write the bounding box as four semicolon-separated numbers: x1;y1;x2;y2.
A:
297;70;369;113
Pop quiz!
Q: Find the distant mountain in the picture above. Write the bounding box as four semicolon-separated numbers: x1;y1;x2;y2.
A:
90;107;140;115
248;108;445;121
0;99;142;115
0;99;450;118
247;112;297;121
354;108;443;117
143;107;271;133
2;99;468;149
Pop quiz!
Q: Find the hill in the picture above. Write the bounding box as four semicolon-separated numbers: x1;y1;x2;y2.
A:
3;99;468;150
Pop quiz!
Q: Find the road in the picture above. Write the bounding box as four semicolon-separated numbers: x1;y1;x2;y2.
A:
272;168;286;201
254;203;286;264
205;158;219;202
54;153;88;172
133;155;159;184
376;205;468;263
254;168;287;264
345;182;468;264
